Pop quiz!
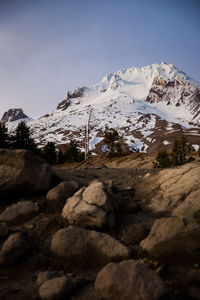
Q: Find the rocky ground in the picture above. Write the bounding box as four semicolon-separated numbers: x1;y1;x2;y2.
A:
0;149;200;300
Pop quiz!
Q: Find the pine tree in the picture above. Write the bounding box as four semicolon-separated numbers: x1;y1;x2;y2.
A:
0;122;9;148
103;127;122;157
65;140;80;162
11;121;37;152
43;142;56;165
171;135;187;166
153;149;172;168
154;135;192;168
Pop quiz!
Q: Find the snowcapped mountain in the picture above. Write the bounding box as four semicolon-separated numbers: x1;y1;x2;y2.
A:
5;63;200;153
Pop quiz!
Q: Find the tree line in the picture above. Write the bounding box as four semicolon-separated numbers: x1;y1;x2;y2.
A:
1;120;199;167
0;121;84;165
154;135;200;168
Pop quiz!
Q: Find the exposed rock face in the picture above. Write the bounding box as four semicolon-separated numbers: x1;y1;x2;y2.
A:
51;226;129;270
0;232;30;265
0;149;52;197
62;180;115;228
46;181;79;211
146;76;200;124
57;87;87;110
135;161;200;216
95;260;166;300
1;108;29;123
0;201;39;225
140;216;200;264
39;276;73;300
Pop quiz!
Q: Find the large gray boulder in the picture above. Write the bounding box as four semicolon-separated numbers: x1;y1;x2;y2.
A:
51;226;129;270
46;181;79;211
0;201;39;225
62;180;115;228
140;216;200;264
0;149;52;197
95;260;166;300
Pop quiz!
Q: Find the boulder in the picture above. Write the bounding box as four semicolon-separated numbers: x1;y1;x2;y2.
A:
51;226;129;270
187;269;200;286
140;216;200;264
119;223;147;245
135;162;200;216
172;189;200;219
46;181;79;211
95;259;166;300
0;232;30;265
62;180;115;228
39;276;73;300
37;271;64;286
189;287;200;300
0;149;52;197
0;222;9;237
0;201;39;225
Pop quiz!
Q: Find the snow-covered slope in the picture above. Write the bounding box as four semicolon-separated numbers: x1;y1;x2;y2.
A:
6;63;200;152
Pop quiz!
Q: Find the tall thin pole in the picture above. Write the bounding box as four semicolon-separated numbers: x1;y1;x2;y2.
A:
85;109;92;160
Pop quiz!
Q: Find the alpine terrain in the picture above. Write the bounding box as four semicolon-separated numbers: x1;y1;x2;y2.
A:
2;62;200;153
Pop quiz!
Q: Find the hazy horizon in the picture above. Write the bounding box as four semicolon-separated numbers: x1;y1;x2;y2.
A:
0;0;200;119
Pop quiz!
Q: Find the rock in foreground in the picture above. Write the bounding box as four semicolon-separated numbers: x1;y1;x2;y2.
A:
51;226;129;270
0;201;39;225
0;149;51;197
39;276;73;300
136;161;200;216
62;180;115;228
95;259;166;300
140;216;200;264
46;181;79;211
0;232;30;265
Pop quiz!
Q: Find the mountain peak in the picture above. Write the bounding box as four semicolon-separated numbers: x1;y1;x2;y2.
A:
1;108;29;124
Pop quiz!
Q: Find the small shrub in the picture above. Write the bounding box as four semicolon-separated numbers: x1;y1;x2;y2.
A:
153;149;172;168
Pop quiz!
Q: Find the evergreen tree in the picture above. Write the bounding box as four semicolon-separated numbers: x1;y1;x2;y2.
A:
0;122;9;148
171;135;188;166
11;121;37;152
103;127;122;157
153;149;171;168
154;135;192;168
57;149;65;164
43;142;57;165
65;140;80;162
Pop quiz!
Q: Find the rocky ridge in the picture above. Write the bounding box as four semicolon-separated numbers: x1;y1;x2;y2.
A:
1;108;29;124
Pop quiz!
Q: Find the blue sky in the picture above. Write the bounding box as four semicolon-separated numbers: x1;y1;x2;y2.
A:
0;0;199;118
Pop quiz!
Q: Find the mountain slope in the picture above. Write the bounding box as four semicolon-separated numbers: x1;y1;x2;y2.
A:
6;63;200;153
